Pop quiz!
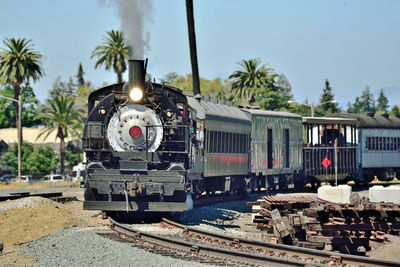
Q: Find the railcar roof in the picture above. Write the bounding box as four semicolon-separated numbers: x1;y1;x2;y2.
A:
325;113;400;129
187;96;251;125
303;116;358;125
242;108;302;119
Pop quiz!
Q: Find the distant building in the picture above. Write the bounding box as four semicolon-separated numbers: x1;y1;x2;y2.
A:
0;127;75;152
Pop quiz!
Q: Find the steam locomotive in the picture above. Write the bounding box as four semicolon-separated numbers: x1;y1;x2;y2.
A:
82;59;400;214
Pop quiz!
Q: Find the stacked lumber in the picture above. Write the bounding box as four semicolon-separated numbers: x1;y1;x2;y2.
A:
247;194;400;255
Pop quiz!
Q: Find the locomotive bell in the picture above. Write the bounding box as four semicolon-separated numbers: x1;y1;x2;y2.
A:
126;59;146;102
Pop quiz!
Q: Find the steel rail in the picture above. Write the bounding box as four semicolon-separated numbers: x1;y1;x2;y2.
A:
109;217;325;267
162;218;400;267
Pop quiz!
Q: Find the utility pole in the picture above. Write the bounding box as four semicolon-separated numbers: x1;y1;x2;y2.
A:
311;101;315;117
18;94;22;183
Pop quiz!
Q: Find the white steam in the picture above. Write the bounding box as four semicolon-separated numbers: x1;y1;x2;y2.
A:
100;0;154;59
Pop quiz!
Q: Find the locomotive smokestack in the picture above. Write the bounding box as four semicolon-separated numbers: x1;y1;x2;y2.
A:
128;59;145;92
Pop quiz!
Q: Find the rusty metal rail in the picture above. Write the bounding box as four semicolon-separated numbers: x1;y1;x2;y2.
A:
109;217;326;266
161;218;400;267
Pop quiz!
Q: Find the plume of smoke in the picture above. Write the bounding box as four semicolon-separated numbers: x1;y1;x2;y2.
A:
115;0;153;59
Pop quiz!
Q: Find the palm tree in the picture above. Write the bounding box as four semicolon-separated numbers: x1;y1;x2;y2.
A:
36;96;83;175
229;58;271;104
0;38;44;141
91;30;130;84
185;0;201;96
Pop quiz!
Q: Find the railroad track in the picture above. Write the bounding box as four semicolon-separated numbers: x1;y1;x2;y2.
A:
109;217;400;266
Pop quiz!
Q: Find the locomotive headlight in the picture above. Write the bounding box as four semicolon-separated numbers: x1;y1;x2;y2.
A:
129;87;144;102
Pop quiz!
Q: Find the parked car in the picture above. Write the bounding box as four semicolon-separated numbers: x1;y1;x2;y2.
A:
20;175;33;183
43;174;65;182
0;174;17;183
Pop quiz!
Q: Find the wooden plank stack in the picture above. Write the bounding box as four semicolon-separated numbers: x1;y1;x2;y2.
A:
247;194;400;255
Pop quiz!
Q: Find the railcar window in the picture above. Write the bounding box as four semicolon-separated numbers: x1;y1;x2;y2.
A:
208;131;214;153
245;134;248;153
217;131;220;153
232;133;236;153
236;133;240;153
226;132;230;153
228;133;234;153
241;133;244;153
222;132;229;153
284;129;290;168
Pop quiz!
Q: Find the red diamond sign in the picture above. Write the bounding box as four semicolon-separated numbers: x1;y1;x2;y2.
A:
321;157;331;168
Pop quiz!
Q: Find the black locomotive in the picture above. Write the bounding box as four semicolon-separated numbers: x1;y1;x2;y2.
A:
83;60;191;212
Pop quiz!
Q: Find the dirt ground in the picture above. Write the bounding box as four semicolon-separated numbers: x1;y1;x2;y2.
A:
0;191;399;265
367;235;400;261
0;197;107;266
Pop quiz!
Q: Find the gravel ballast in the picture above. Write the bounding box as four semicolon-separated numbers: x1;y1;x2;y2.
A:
20;226;211;267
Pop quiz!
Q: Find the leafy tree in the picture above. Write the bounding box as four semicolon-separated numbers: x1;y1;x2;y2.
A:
26;146;58;175
161;72;179;84
276;74;293;101
229;58;273;104
347;85;376;114
185;0;201;96
76;62;85;87
287;101;313;117
173;74;229;97
91;30;130;84
65;150;79;169
256;74;294;111
36;95;83;175
254;83;285;111
390;105;400;116
0;82;42;128
315;79;340;116
2;142;34;173
48;76;77;99
2;143;58;175
347;96;362;113
359;85;375;113
376;89;389;114
0;38;44;142
75;81;94;105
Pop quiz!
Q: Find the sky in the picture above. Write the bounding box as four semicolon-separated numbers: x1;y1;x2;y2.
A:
0;0;399;109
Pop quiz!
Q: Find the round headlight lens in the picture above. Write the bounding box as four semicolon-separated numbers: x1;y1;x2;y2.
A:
129;87;144;102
